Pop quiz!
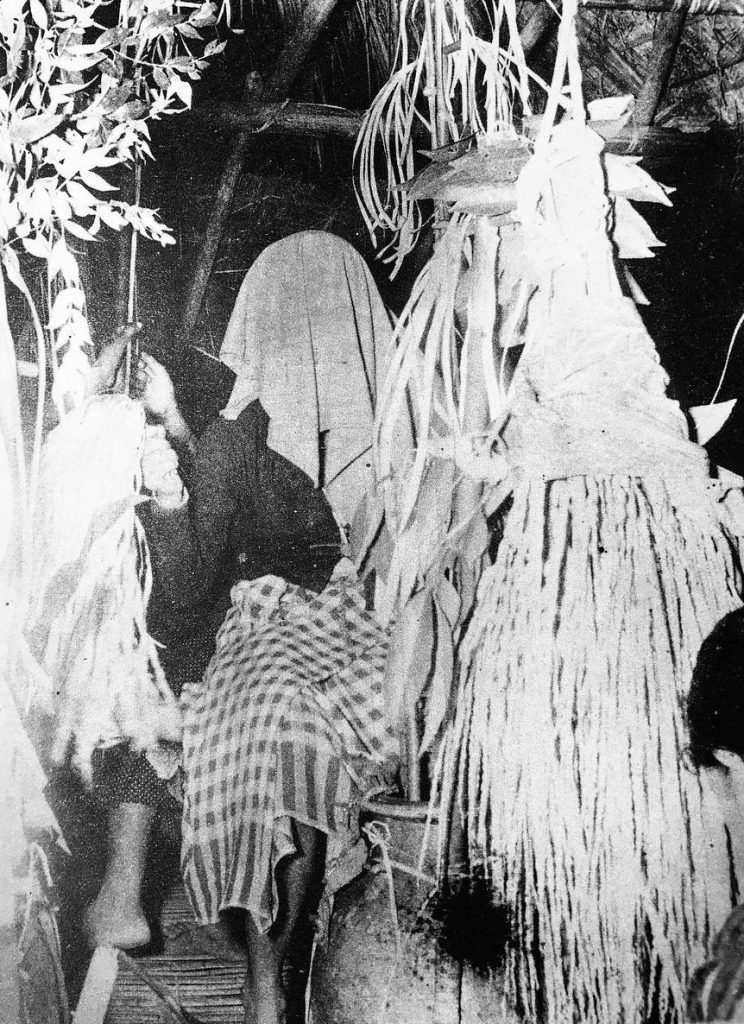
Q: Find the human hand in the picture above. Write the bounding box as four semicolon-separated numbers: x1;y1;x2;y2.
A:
134;353;178;423
86;323;140;397
141;425;185;509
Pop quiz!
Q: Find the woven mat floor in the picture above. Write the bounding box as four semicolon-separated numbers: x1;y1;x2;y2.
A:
105;883;247;1024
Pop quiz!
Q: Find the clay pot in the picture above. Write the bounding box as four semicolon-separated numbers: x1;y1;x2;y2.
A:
310;799;518;1024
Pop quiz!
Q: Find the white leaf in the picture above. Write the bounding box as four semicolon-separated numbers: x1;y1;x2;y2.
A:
605;154;672;207
65;180;95;215
64;219;96;241
623;268;649;306
689;400;737;446
29;0;48;31
97;204;126;230
170;76;192;108
28;182;54;223
51;190;72;223
56;51;103;74
204;39;226;57
79;169;117;192
0;127;13;166
587;95;634;122
2;247;26;291
176;22;202;39
22;233;52;259
11;112;63;145
48;238;77;279
612;196;664;260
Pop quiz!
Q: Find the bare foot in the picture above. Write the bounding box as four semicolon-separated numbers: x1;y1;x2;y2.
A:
243;972;286;1024
82;889;151;950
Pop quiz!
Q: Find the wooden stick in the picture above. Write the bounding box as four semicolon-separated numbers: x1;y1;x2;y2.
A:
520;3;560;56
181;0;341;343
114;177;134;330
633;11;688;132
115;3;135;330
460;218;500;430
127;155;142;326
405;696;422;802
191;99;366;140
74;947;119;1024
123;149;142;398
117;951;201;1024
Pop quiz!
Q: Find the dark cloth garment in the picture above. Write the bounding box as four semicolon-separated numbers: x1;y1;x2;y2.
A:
91;744;177;810
140;399;342;645
93;401;341;811
688;904;744;1020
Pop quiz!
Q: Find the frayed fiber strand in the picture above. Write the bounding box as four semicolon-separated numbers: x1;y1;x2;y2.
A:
439;472;741;1023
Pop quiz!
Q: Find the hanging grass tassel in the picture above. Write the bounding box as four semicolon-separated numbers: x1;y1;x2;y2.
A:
441;468;741;1024
429;118;744;1024
27;394;180;785
354;0;541;273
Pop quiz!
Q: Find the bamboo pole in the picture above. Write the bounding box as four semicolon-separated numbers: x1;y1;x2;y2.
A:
180;0;341;342
633;10;688;133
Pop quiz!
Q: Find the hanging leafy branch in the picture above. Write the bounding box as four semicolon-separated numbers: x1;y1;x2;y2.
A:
0;0;225;411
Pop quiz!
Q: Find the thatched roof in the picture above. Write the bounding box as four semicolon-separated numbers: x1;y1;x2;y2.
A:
576;8;744;128
175;0;744;339
226;2;744;131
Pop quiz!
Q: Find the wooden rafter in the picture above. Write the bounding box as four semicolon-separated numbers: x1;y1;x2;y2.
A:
181;0;342;342
191;100;365;140
189;100;729;161
633;11;689;132
180;1;566;338
520;3;560;53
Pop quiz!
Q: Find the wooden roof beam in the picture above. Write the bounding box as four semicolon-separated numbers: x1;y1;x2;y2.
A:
633;11;688;132
181;0;342;342
521;4;560;55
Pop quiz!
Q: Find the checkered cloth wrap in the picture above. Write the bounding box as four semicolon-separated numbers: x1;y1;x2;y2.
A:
180;559;396;931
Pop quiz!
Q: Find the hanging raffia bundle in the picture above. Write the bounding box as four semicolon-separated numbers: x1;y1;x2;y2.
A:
363;4;744;1017
27;394;180;785
428;111;744;1024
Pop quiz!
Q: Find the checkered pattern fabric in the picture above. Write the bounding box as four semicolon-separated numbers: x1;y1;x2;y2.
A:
180;559;397;932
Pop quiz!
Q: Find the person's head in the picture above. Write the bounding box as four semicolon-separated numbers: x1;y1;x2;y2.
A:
687;610;744;875
687;608;744;772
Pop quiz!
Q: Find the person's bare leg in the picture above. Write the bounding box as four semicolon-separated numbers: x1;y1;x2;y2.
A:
83;802;154;948
243;822;326;1024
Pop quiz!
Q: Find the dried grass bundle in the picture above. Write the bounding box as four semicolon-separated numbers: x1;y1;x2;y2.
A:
436;396;742;1024
27;395;180;784
366;7;743;1018
427;119;743;1024
354;0;541;272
